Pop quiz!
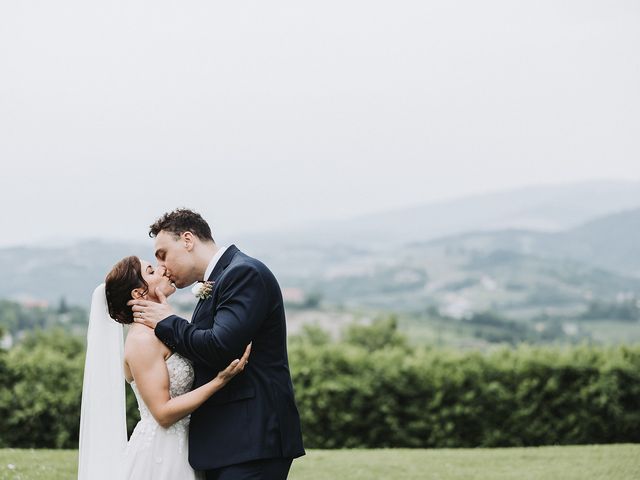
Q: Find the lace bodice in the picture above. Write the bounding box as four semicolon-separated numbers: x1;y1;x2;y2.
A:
126;353;195;457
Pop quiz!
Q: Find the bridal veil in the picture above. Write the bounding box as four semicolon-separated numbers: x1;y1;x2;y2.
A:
78;283;127;479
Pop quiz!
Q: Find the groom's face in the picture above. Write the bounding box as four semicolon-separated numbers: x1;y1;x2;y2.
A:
154;230;197;288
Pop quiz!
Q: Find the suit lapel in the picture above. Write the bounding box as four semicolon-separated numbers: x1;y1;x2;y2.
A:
190;244;240;323
191;298;205;321
207;244;240;284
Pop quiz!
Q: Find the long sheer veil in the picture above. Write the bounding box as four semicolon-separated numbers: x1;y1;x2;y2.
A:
78;283;127;479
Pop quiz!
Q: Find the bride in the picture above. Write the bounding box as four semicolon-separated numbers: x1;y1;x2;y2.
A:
78;256;250;480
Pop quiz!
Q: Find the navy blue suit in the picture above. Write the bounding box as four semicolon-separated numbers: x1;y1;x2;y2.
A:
155;245;305;477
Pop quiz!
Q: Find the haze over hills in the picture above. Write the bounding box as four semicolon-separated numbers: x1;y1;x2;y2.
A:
1;180;639;312
0;241;153;307
418;207;640;277
239;180;640;251
268;208;640;317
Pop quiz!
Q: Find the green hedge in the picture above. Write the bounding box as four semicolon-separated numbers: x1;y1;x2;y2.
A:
290;340;640;447
0;326;639;449
0;329;141;448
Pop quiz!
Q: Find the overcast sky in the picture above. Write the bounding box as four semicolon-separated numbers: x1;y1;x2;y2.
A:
1;1;639;247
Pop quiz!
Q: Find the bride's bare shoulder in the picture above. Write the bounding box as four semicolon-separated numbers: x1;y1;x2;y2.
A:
124;324;167;357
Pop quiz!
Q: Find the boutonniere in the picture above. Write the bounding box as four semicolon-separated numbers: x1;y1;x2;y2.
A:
191;280;214;300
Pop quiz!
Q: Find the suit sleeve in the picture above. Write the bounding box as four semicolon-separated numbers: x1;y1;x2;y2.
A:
154;264;269;371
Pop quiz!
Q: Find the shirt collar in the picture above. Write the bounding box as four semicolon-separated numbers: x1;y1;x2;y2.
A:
204;246;228;281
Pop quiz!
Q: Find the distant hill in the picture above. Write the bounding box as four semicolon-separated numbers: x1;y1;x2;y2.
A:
255;207;640;330
0;240;152;306
1;181;639;310
556;208;640;276
423;208;640;277
239;180;640;250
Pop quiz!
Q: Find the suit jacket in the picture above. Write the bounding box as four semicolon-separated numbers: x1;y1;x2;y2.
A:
155;244;305;470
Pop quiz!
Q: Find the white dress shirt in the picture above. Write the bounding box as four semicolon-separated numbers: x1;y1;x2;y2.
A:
204;246;228;281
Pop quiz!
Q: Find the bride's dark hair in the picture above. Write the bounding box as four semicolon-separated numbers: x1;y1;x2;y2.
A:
105;256;149;324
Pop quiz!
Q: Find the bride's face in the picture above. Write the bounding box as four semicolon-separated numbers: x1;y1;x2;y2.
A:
137;259;176;302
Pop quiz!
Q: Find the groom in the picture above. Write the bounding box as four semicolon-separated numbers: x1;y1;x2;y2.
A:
129;208;305;480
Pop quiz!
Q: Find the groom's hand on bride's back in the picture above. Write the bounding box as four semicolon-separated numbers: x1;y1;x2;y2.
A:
128;288;175;329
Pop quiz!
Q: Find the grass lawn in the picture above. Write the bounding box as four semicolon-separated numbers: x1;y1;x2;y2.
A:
0;444;638;479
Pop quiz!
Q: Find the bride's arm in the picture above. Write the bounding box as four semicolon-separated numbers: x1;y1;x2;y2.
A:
128;336;250;428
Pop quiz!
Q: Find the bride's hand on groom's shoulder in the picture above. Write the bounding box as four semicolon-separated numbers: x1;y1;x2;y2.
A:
216;343;252;384
128;288;175;329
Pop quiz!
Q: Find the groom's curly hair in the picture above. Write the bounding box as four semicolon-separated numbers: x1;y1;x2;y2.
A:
149;208;214;242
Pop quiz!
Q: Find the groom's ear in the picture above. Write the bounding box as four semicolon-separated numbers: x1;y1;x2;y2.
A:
181;231;196;252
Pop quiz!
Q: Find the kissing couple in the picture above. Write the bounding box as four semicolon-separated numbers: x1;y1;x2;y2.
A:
78;208;305;480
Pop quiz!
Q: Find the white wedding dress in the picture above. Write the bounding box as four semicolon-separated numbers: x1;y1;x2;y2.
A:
123;353;205;480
